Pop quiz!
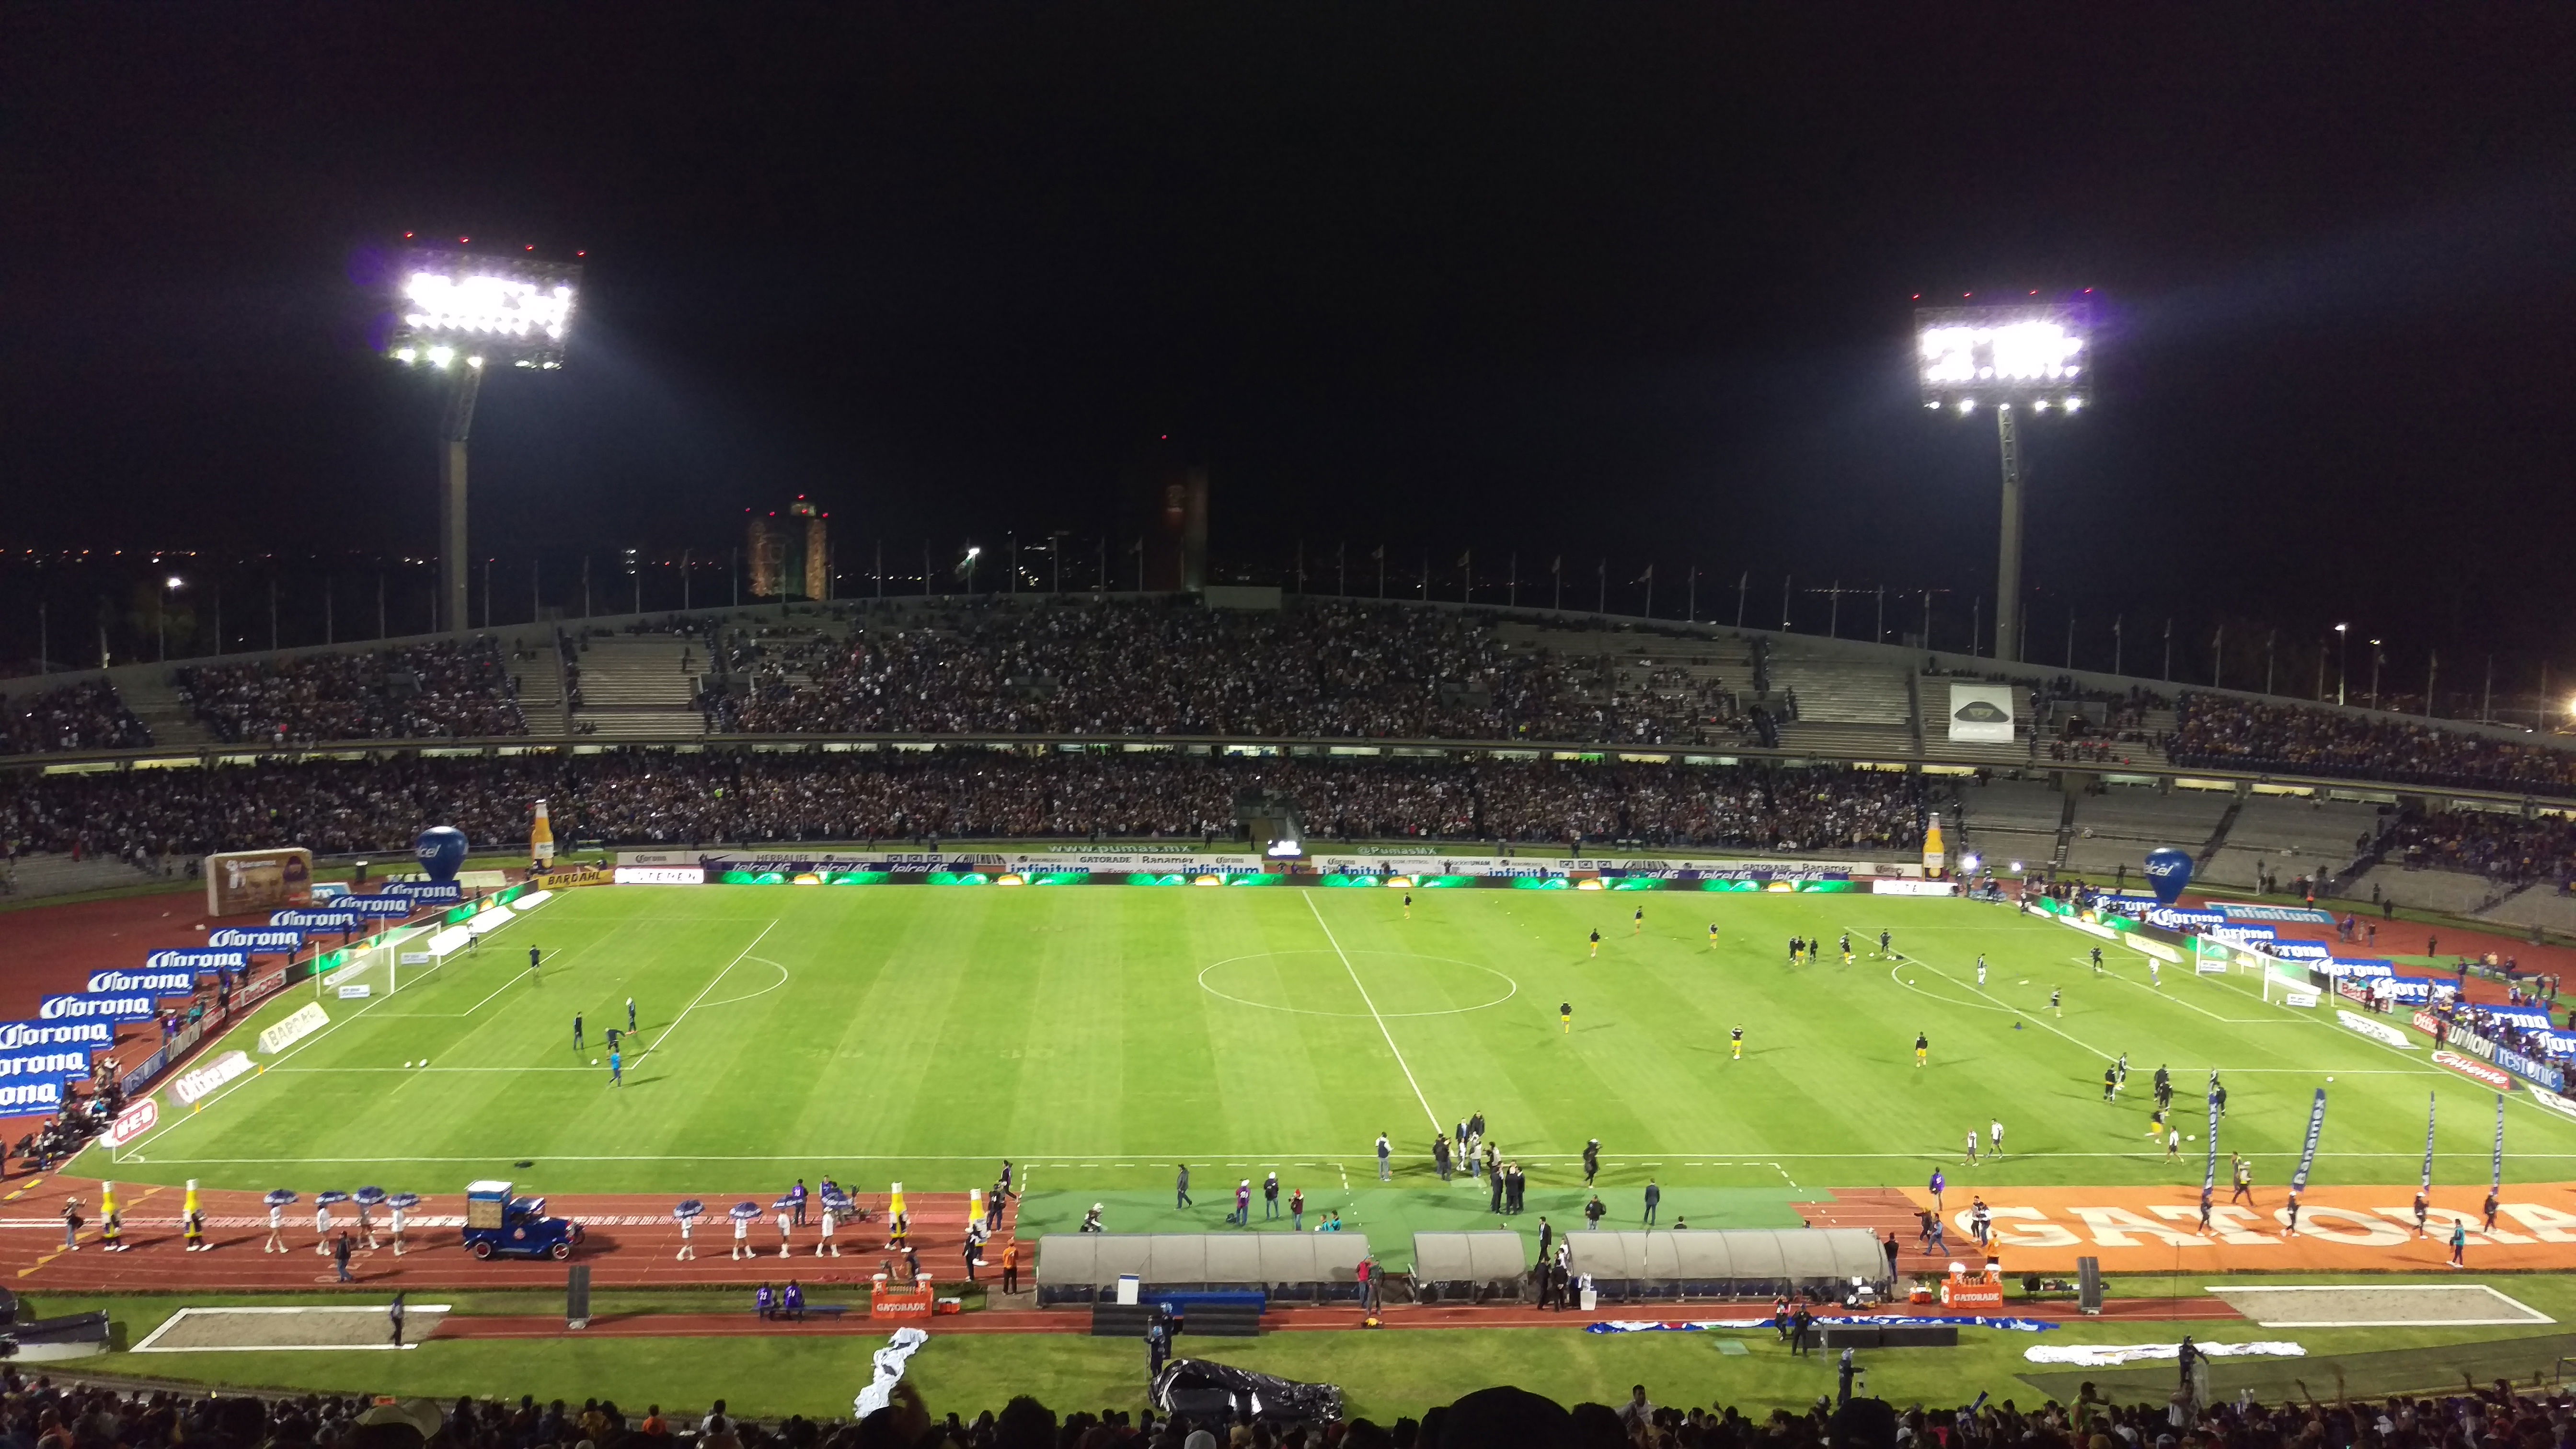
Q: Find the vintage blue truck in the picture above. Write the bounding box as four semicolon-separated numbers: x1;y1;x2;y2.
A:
462;1180;585;1260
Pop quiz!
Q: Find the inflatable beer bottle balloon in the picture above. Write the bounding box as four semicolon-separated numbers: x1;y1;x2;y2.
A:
530;799;556;865
1922;813;1947;878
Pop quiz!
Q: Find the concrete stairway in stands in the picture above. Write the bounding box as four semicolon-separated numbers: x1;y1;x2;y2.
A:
116;673;214;748
570;637;707;739
508;639;571;736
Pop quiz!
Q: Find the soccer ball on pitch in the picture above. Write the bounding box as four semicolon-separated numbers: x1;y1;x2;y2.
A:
404;1061;414;1069
592;1058;600;1065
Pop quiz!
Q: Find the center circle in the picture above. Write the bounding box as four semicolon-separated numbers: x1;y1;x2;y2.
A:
1197;950;1518;1018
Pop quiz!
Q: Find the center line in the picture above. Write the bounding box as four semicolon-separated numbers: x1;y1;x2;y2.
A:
1304;893;1440;1134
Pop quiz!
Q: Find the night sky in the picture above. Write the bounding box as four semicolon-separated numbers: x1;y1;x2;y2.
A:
7;7;2575;683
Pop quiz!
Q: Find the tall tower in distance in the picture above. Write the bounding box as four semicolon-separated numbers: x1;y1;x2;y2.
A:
748;497;831;600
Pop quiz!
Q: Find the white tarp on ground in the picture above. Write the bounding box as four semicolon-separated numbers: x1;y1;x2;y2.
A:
854;1327;929;1418
2026;1341;2305;1367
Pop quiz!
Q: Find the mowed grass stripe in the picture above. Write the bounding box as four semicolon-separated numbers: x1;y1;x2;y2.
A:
87;888;2576;1199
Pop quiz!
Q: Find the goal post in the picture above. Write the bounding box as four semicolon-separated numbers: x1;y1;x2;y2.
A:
315;924;438;1001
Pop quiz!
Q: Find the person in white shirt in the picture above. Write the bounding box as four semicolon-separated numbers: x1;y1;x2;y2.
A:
816;1204;838;1256
676;1212;695;1261
314;1200;332;1256
389;1200;408;1256
731;1211;751;1260
776;1203;794;1257
265;1201;287;1254
1989;1119;2005;1156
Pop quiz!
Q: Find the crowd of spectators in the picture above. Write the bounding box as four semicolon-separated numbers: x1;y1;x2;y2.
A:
6;1369;2572;1449
2384;809;2576;887
0;749;1934;861
702;599;1737;747
175;639;528;744
2170;694;2576;796
0;679;150;754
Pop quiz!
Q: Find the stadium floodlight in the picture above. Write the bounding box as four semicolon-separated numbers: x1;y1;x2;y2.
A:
1916;300;2095;663
376;245;583;635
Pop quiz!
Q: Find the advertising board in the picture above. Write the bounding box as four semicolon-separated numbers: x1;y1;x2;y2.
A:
1945;684;2016;743
205;847;313;916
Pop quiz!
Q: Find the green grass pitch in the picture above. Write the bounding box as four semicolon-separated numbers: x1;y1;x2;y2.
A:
101;884;2576;1263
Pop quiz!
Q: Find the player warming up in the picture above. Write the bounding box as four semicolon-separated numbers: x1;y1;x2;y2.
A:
1976;954;1988;987
528;944;542;981
573;1012;585;1053
1560;1000;1573;1034
1730;1024;1744;1059
1708;921;1721;950
1588;928;1601;958
1633;905;1644;935
1914;1031;1929;1068
1839;932;1853;966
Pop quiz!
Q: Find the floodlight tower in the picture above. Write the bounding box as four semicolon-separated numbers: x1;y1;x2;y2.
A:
379;246;581;633
1915;301;2092;663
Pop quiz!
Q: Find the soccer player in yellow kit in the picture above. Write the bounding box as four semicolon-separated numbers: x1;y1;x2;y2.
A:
1730;1025;1743;1059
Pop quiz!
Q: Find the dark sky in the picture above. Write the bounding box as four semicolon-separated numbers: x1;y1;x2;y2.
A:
6;6;2576;676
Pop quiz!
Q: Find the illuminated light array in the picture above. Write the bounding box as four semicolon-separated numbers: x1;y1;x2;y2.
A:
1917;320;2083;387
402;271;575;340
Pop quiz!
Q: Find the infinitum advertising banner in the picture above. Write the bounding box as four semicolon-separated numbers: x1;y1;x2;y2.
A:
1946;683;2016;743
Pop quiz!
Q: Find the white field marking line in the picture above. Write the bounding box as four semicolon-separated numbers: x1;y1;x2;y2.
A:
691;956;792;1011
1303;893;1441;1134
272;1066;596;1074
104;909;645;1161
1876;951;2115;1060
125;1148;2576;1166
632;920;778;1066
2073;954;2294;1026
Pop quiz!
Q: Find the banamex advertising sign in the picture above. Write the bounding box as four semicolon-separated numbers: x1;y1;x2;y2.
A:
2143;847;2193;906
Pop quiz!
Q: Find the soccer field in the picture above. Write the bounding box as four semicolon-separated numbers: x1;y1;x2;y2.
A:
101;886;2576;1233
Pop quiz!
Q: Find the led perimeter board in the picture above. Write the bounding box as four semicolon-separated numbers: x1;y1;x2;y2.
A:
1915;303;2090;412
383;250;582;370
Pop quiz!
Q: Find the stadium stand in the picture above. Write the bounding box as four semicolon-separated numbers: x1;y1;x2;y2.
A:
2171;691;2576;795
0;679;150;755
2196;792;2387;891
1948;776;2065;874
568;628;707;739
0;751;1941;859
2059;784;2232;877
174;638;527;744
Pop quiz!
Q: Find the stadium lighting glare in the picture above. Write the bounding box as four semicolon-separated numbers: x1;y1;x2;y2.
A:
164;576;183;590
1961;852;1984;873
1917;299;2100;663
374;244;583;637
1915;303;2093;408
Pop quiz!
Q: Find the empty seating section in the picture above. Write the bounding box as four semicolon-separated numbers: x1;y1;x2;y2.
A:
2059;787;2231;874
2197;794;2384;887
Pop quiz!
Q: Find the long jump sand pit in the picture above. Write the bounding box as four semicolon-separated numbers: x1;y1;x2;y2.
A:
2209;1284;2552;1328
132;1305;452;1353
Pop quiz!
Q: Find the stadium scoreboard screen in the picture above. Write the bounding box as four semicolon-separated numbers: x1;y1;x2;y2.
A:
1915;303;2090;411
383;250;582;370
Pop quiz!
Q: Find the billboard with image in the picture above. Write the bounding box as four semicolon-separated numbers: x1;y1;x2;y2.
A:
1946;683;2016;743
